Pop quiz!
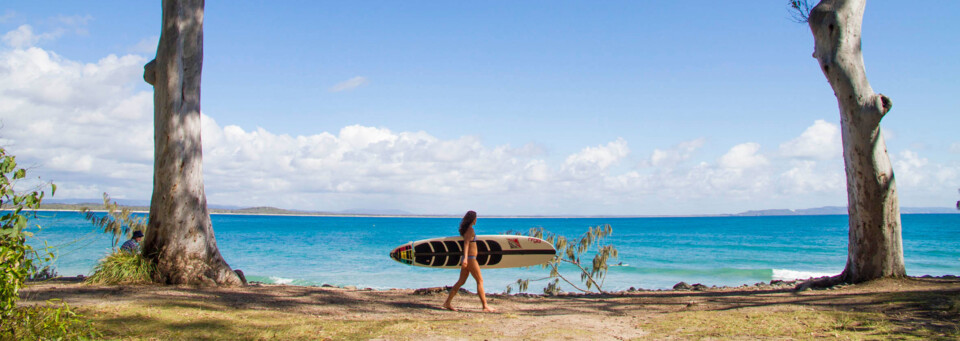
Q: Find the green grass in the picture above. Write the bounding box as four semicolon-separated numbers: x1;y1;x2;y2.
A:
82;300;467;340
87;251;155;285
637;308;951;340
0;300;100;340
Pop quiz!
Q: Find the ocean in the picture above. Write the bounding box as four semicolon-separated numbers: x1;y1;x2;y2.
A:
24;212;960;293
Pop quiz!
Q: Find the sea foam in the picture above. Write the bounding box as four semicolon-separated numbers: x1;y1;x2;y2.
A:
772;269;838;281
269;276;295;285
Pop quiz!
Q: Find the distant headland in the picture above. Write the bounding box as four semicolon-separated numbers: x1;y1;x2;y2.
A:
36;199;958;218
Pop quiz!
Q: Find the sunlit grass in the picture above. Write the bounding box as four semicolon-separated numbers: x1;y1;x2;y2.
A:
1;300;100;340
81;300;467;340
637;308;945;340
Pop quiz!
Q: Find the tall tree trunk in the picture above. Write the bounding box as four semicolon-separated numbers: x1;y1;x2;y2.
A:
808;0;905;283
142;0;240;286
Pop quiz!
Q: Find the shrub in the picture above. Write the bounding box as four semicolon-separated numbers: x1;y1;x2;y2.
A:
0;147;54;320
0;301;100;340
506;224;618;295
87;251;155;285
0;147;90;339
80;192;148;250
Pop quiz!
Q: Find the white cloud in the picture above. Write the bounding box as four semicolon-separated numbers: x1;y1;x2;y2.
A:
950;142;960;154
779;120;841;160
719;143;768;169
0;10;16;23
2;25;61;48
0;29;153;198
329;76;368;92
889;149;960;206
562;138;629;178
893;150;929;187
130;36;158;55
778;160;844;194
648;138;704;168
53;14;93;28
1;25;955;215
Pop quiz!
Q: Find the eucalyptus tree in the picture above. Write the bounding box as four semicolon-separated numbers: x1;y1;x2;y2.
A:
791;0;905;283
141;0;241;286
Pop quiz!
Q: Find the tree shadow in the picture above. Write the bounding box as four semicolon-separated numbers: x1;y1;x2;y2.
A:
20;276;960;338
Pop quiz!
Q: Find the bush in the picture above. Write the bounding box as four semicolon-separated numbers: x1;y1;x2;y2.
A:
80;192;148;250
0;301;100;340
87;251;155;285
0;147;54;320
0;147;89;339
506;224;618;295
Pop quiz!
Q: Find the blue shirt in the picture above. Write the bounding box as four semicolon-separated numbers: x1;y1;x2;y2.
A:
120;239;139;253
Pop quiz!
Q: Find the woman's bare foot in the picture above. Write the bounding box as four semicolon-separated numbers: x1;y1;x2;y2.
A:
482;306;497;313
443;304;458;311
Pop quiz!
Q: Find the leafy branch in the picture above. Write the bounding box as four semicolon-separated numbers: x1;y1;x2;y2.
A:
788;0;815;23
80;193;147;250
0;147;55;321
506;224;618;295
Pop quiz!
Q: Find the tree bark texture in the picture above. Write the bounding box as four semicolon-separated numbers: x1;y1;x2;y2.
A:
142;0;240;286
808;0;905;283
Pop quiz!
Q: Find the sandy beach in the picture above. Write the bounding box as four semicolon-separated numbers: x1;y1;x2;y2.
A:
19;276;960;340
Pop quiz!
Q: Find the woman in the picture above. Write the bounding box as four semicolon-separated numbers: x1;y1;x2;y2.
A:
443;210;496;312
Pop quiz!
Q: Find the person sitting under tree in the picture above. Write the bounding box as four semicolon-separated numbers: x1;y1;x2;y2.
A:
120;231;144;253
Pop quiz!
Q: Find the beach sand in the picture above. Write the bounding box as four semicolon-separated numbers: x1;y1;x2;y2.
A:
19;276;960;339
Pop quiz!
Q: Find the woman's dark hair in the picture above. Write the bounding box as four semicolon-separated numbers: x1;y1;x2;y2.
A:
459;210;477;236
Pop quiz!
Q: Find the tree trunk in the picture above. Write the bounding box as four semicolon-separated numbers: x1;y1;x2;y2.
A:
808;0;905;283
141;0;240;286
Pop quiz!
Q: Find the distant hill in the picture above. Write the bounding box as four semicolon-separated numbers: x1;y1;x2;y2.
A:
43;198;242;210
37;199;955;217
736;206;958;216
338;208;413;215
36;200;412;217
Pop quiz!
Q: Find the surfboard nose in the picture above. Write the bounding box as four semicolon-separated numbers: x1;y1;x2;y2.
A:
389;247;401;262
390;244;413;265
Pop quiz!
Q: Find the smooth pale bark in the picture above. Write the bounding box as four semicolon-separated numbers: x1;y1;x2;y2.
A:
808;0;905;283
142;0;240;286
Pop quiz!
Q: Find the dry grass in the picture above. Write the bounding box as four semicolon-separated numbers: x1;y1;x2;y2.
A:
19;276;960;340
640;309;899;339
82;300;466;340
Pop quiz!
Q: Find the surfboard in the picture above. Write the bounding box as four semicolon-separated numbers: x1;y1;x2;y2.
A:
389;235;557;269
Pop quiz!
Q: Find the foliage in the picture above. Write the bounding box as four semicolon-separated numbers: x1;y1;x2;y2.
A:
0;146;55;323
505;224;618;295
87;250;155;285
0;300;100;340
28;264;59;281
788;0;814;23
80;192;147;250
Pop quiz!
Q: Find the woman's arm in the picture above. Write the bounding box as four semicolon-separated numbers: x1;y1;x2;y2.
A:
462;228;473;267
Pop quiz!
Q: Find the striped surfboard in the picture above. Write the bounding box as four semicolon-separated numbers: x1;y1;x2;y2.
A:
389;235;557;269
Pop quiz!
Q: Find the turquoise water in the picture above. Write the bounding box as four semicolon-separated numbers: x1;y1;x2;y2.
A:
24;212;960;292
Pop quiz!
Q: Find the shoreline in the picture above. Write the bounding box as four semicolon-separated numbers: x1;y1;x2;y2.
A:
33;274;960;295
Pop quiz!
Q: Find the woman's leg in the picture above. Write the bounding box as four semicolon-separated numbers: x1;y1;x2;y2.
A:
467;260;496;312
443;265;470;311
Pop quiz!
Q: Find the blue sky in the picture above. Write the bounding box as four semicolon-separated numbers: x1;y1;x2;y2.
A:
1;1;957;215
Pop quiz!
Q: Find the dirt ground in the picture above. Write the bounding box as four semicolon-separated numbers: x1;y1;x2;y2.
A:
19;276;960;340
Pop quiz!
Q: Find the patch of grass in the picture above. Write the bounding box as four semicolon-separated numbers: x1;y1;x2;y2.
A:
639;308;904;339
0;300;100;340
87;251;154;285
81;300;468;340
